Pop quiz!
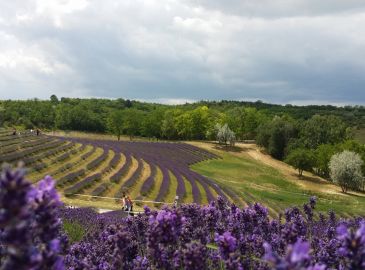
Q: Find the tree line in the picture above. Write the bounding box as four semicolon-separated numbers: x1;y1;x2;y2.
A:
1;95;364;139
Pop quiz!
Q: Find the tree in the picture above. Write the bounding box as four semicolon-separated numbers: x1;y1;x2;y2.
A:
285;148;315;177
121;109;144;140
107;110;124;140
161;109;179;140
216;124;235;146
141;108;165;139
329;150;363;193
314;144;337;178
300;115;347;149
256;116;297;160
50;94;59;105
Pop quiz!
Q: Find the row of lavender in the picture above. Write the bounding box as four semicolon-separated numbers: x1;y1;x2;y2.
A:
1;167;364;270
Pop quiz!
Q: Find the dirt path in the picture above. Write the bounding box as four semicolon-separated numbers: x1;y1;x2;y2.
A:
189;141;365;198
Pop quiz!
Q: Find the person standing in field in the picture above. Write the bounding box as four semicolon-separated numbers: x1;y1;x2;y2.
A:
121;192;134;216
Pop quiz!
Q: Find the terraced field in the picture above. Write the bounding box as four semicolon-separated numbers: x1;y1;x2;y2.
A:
0;130;240;209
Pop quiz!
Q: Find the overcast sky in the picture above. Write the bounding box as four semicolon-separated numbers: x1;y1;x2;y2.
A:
0;0;364;105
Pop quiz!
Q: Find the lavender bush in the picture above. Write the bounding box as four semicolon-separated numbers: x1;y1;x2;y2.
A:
1;166;364;270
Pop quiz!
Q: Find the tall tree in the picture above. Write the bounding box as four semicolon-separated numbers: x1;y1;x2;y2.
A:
107;110;124;140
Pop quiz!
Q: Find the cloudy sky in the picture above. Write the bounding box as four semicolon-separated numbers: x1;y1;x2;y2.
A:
0;0;364;105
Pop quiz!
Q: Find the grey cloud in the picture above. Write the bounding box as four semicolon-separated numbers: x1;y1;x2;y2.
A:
0;0;364;105
186;0;365;18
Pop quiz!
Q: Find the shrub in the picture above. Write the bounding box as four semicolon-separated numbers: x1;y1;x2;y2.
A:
329;150;363;192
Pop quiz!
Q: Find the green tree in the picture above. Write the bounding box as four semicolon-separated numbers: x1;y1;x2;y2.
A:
107;110;124;140
300;115;347;149
141;108;165;139
161;109;180;140
314;144;337;178
121;108;144;140
257;116;297;160
50;94;59;104
285;148;315;177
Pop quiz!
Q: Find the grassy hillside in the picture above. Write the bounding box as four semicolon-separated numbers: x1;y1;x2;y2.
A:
190;142;365;217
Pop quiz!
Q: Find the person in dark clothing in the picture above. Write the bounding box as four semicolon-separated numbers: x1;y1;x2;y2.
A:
12;128;17;135
36;128;40;136
121;192;134;216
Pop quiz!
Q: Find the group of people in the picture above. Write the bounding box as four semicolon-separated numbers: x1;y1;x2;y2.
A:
12;128;41;136
121;192;134;216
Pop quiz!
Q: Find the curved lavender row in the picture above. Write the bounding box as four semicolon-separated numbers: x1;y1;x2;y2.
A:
56;152;70;162
91;182;111;196
185;170;215;203
109;152;121;168
173;143;217;162
110;154;132;183
47;144;87;177
171;168;186;199
54;143;77;162
81;146;96;160
205;177;244;206
0;135;40;153
122;159;144;189
140;163;157;196
188;170;234;203
195;173;244;206
33;162;47;172
100;152;121;174
0;139;63;163
155;167;171;203
178;170;201;204
51;163;73;176
179;143;218;159
23;142;75;165
171;143;218;160
0;132;33;142
57;169;85;186
19;136;52;148
201;176;229;201
86;148;108;170
64;173;102;195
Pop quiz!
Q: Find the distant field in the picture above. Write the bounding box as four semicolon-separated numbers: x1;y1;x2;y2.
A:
354;128;365;144
190;142;365;217
49;130;164;142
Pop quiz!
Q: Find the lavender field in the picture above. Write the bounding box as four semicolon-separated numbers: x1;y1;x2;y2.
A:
1;166;364;270
0;130;240;209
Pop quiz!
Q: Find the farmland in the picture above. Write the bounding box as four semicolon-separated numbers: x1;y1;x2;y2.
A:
0;129;239;210
1;128;364;216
